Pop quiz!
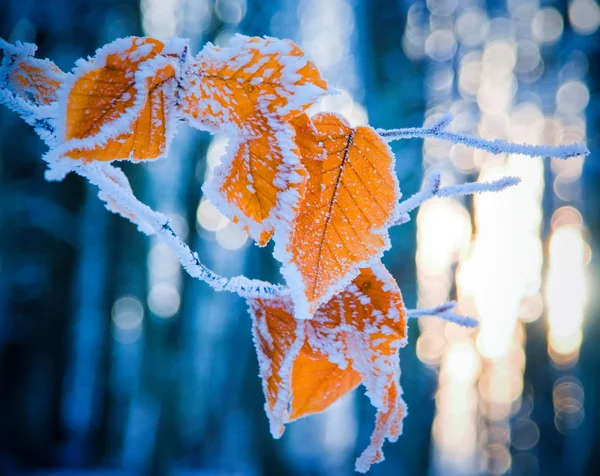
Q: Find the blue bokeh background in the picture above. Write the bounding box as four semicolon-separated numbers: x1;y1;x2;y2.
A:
0;0;599;474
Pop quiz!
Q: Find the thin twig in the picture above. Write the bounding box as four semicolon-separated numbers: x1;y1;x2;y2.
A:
393;169;520;224
406;301;478;328
377;113;589;160
79;163;285;299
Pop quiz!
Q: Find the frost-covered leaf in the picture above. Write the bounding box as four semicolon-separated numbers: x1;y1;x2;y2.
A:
181;34;328;133
0;40;65;141
49;37;185;164
248;294;306;437
184;35;329;245
204;116;305;246
0;43;65;107
275;112;401;320
248;263;407;473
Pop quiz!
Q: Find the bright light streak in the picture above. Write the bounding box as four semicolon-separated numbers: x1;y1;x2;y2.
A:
433;339;480;473
546;225;588;362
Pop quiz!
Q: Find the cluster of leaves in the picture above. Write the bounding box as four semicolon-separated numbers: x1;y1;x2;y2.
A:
0;35;588;472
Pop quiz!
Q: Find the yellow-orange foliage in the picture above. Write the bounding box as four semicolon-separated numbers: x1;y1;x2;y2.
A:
186;36;329;245
6;55;64;106
0;35;414;473
181;35;327;131
277;112;401;320
248;263;407;472
62;37;178;162
206;117;303;245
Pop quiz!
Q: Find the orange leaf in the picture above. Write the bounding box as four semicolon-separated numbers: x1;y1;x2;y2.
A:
275;113;401;320
52;37;184;164
184;35;329;245
181;34;328;133
65;62;177;162
289;342;362;419
204;115;306;245
65;37;163;140
248;263;407;473
355;372;407;473
248;294;305;437
5;54;65;106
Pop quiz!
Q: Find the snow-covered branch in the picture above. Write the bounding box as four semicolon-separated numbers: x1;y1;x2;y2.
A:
394;169;520;224
78;163;284;299
0;38;35;56
0;41;586;324
69;166;489;334
406;301;478;328
0;88;56;144
378;113;589;160
63;163;488;325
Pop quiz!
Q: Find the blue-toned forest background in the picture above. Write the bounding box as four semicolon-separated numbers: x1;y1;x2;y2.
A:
0;0;599;475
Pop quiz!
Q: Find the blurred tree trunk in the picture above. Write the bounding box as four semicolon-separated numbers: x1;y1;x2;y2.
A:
0;0;143;471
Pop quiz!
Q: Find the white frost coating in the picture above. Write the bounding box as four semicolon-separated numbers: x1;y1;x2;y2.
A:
436;175;521;198
0;38;37;57
393;169;521;225
406;301;478;328
95;163;155;235
378;113;589;160
161;37;189;57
